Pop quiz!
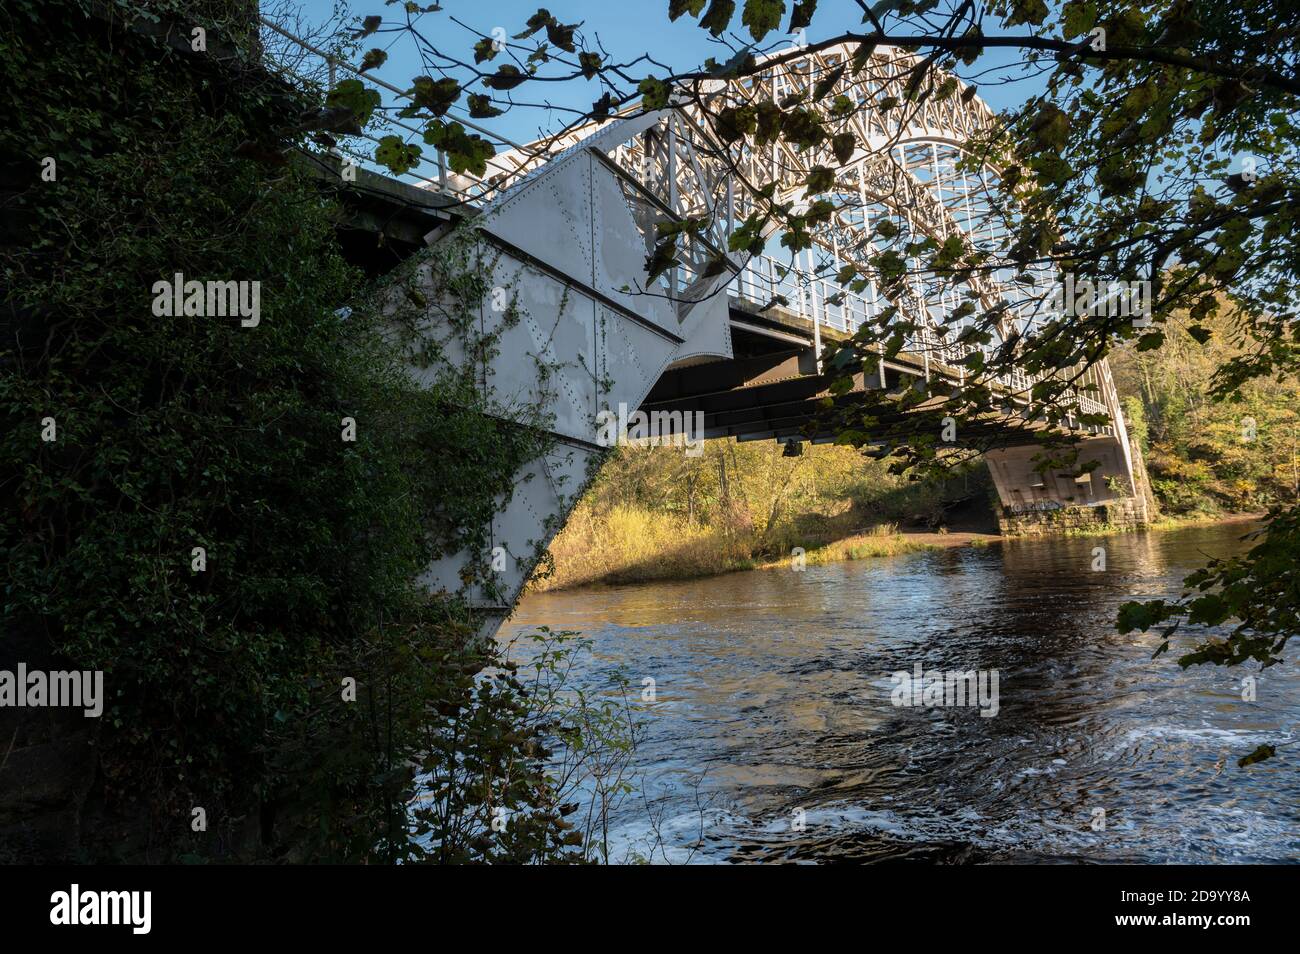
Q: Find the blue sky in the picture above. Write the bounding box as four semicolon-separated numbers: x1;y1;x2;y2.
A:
282;0;1046;151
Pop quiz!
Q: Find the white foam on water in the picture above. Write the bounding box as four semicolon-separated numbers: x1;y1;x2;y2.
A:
1102;722;1295;760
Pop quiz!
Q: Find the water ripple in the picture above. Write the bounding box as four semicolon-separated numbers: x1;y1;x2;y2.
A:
503;522;1299;864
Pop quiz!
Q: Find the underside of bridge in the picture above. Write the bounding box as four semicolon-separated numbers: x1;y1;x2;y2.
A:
321;42;1153;632
643;298;1150;529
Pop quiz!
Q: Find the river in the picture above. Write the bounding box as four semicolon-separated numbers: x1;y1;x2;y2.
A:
500;520;1298;863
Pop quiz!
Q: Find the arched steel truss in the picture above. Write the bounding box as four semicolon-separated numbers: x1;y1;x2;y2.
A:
465;43;1124;437
260;25;1143;624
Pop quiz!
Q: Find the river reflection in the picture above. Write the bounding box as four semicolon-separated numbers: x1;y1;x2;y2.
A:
501;521;1299;863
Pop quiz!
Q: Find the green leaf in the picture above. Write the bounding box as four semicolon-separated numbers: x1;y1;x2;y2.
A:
754;101;783;145
828;94;855;117
352;15;382;39
514;9;554;39
851;41;877;74
790;0;817;31
716;105;757;143
781;108;825;149
1117;599;1167;633
805;165;834;193
410;76;461;117
742;0;783;41
873;249;905;282
805;198;834;225
831;132;856;165
701;0;737;36
669;0;708;20
326;79;381;127
638;76;671;109
375;135;422;175
545;20;579;53
813;65;845;102
780;227;812;252
645;237;679;282
1187;593;1229;626
423;121;496;176
467;94;504;119
1005;0;1049;27
1029;103;1070;152
931;234;965;270
483;65;528;90
1061;0;1096;39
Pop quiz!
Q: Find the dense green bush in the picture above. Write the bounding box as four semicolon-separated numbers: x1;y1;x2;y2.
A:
1;0;580;861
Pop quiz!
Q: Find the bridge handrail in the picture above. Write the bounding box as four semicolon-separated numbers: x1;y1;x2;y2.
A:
256;15;536;203
257;20;1126;444
730;251;1121;434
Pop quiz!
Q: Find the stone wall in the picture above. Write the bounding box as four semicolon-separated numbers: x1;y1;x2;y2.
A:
998;495;1151;536
998;428;1158;536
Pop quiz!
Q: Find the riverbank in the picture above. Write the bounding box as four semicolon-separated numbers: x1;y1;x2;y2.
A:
755;511;1265;573
759;526;1001;568
529;508;1265;593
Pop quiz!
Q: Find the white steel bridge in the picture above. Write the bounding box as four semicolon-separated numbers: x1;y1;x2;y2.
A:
265;24;1150;623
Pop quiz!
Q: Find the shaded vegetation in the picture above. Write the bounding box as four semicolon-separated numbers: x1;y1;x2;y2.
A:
0;0;608;862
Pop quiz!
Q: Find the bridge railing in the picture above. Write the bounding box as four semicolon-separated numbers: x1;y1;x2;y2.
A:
732;251;983;366
257;20;1122;441
729;252;1116;430
257;16;528;205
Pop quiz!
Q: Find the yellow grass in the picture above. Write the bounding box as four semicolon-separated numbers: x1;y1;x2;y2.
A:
794;525;937;566
532;506;951;592
530;504;757;592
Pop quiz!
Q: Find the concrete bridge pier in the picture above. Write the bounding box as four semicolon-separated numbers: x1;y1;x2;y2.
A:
986;431;1156;535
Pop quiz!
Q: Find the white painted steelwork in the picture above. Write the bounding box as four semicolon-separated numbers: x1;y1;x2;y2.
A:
263;25;1143;627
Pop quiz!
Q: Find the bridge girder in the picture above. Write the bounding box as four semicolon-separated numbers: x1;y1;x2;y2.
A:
388;42;1144;628
469;43;1027;347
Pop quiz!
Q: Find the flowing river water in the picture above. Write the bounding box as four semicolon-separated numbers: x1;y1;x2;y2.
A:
500;521;1299;863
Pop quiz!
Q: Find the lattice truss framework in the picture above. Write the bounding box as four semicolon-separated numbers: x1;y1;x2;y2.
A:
465;42;1118;423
